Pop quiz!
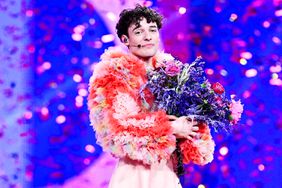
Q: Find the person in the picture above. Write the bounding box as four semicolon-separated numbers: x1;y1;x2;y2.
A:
88;5;203;188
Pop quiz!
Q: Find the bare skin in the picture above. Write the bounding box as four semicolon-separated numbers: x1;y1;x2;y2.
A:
122;17;159;66
168;115;199;140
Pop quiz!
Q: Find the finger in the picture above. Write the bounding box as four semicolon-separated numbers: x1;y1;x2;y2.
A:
167;115;177;120
186;115;195;121
189;132;197;137
192;126;199;131
186;119;197;123
179;116;188;121
186;135;193;141
186;117;193;121
186;121;198;127
186;117;194;121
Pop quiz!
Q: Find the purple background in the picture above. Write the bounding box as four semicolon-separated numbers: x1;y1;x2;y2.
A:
0;0;281;187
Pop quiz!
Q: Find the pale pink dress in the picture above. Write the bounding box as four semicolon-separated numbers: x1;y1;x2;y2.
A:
108;157;182;188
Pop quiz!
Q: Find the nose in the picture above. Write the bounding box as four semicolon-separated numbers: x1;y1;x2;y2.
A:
144;31;152;41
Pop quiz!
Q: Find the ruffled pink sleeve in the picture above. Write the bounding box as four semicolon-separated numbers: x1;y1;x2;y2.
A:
179;123;215;165
88;57;176;165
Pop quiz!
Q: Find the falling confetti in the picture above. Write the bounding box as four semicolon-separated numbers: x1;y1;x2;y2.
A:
1;0;281;187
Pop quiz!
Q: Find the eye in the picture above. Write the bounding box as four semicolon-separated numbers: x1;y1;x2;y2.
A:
134;30;142;35
150;29;157;32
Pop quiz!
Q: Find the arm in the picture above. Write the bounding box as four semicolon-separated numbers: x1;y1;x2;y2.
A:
88;60;176;165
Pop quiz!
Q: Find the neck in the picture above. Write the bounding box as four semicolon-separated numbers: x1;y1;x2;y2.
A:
130;53;154;66
140;57;153;65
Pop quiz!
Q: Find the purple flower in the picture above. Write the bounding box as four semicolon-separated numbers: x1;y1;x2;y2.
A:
141;57;243;133
164;61;181;76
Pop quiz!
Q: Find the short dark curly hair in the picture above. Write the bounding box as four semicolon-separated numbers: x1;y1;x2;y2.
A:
116;4;163;40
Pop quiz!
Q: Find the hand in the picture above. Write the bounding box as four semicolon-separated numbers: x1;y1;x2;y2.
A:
168;115;199;140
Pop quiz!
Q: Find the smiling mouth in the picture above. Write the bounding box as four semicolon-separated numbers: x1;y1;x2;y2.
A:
142;44;154;47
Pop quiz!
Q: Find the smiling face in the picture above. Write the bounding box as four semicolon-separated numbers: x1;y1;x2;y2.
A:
122;17;160;62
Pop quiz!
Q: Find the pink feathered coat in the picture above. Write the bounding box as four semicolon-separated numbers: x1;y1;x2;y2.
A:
88;47;214;188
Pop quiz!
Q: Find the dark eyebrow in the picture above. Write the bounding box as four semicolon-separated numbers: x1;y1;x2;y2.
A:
132;23;157;31
132;25;141;31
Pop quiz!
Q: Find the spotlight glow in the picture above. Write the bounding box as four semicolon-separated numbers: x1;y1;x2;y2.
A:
73;74;82;82
72;33;82;41
229;13;238;22
240;58;247;65
258;164;265;171
85;144;95;153
101;34;115;43
106;12;117;21
219;146;229;156
263;21;270;28
240;52;253;59
245;69;257;77
56;115;66;124
179;7;187;14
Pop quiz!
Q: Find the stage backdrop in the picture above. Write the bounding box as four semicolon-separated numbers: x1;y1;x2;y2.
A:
0;0;281;188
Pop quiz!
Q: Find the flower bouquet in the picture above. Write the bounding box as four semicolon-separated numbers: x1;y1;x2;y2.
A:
140;56;243;175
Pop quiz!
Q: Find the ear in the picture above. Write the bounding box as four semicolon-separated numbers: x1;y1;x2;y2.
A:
121;35;129;46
